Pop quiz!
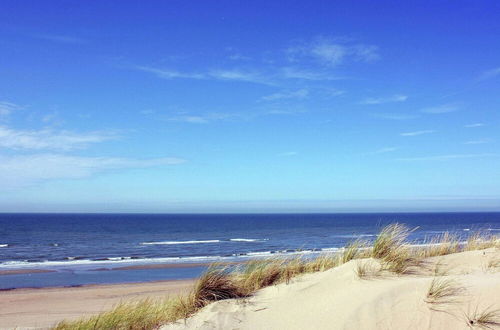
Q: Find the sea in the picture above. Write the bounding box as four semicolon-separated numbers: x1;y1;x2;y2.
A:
1;212;499;289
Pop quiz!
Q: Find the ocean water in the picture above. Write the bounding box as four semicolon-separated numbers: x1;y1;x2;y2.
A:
1;212;499;289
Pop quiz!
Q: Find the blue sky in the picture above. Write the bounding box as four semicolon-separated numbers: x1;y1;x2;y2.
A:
0;1;499;212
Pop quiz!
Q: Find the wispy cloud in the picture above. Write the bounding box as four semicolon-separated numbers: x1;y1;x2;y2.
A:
0;154;185;188
280;67;341;81
372;113;419;120
464;138;492;145
165;112;247;124
465;123;485;128
261;89;308;101
0;126;119;150
0;101;22;117
361;94;408;105
287;37;380;67
396;153;497;161
135;66;206;80
136;66;274;85
33;34;87;44
400;130;435;137
420;104;458;114
477;67;500;81
277;151;298;157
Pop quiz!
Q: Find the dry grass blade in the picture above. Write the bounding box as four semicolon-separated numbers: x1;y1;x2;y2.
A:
192;266;246;308
465;305;500;329
354;260;380;279
425;277;463;304
372;223;410;259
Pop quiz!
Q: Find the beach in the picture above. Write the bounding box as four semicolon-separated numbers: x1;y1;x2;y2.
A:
0;279;194;329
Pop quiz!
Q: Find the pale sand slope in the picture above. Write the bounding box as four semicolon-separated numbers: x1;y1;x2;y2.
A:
163;249;500;330
0;279;193;330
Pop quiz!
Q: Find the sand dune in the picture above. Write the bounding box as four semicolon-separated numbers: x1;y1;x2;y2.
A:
163;249;500;330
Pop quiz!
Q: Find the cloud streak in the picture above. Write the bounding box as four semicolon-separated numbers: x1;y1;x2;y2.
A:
0;154;185;188
0;126;119;150
396;153;497;161
287;37;380;67
0;101;21;117
361;95;408;105
477;67;500;81
400;130;435;136
420;104;458;114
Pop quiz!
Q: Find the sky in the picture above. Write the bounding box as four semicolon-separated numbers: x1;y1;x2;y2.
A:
0;1;499;213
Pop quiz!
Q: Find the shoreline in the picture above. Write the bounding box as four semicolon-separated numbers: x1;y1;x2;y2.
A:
0;278;195;329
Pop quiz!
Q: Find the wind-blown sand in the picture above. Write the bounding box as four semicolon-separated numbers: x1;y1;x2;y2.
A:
0;279;193;329
163;248;500;330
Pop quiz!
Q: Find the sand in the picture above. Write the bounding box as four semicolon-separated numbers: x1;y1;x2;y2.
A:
162;248;500;330
0;279;194;330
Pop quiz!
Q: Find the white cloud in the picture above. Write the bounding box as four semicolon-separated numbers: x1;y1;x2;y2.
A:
400;130;435;137
166;112;246;124
136;66;205;80
420;104;458;114
464;139;492;145
396;153;497;161
287;38;380;67
465;123;485;128
261;89;308;101
0;101;21;117
477;67;500;81
361;95;408;105
0;154;185;188
373;113;419;120
0;126;119;150
136;66;274;85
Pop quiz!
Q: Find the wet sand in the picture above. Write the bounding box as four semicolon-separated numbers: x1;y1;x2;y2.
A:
0;279;194;329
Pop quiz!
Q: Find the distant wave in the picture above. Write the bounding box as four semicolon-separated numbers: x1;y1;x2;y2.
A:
141;238;268;245
0;244;8;248
141;240;221;245
229;238;269;242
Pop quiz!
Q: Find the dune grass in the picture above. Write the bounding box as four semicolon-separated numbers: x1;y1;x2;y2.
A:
425;277;463;304
465;305;500;329
54;223;499;330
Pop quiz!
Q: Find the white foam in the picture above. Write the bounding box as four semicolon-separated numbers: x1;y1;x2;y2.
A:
141;240;221;245
0;244;8;248
230;238;268;242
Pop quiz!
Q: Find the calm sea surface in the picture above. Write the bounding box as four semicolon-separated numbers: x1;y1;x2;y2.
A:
1;213;499;289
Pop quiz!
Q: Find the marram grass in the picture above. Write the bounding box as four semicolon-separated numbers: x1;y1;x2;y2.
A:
54;223;499;330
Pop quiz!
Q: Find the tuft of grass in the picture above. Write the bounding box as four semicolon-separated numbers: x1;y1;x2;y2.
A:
466;232;499;252
371;224;419;274
487;257;500;271
425;277;463;304
421;232;461;258
465;305;500;329
372;223;410;259
354;260;380;279
54;297;194;330
191;266;246;308
340;239;367;264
